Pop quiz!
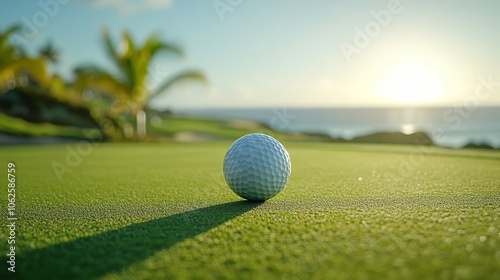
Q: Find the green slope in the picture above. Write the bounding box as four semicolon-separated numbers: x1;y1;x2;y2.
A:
147;117;276;140
0;142;499;279
0;112;99;139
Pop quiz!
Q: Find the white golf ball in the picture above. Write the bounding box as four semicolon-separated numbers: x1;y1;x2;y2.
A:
223;133;291;201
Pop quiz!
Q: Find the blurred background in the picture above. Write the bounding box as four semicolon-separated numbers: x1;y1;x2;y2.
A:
1;0;499;148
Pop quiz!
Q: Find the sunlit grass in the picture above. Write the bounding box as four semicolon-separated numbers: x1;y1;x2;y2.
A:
1;142;499;279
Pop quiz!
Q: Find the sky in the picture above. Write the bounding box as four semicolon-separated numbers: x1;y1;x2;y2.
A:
1;0;500;109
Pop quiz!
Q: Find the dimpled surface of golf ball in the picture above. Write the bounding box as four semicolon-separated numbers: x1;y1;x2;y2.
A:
223;133;291;201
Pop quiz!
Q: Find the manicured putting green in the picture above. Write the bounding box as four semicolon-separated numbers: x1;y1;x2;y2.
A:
1;142;499;279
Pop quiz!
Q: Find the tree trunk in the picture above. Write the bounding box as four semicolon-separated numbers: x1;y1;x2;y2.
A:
136;109;146;139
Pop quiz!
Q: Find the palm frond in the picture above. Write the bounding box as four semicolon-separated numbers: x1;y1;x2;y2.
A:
101;28;120;66
0;24;21;48
39;41;60;64
148;70;206;101
143;35;184;58
48;74;66;99
0;57;47;89
117;30;138;90
74;66;129;99
120;30;136;59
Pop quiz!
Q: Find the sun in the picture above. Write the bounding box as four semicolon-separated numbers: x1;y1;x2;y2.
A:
376;60;445;104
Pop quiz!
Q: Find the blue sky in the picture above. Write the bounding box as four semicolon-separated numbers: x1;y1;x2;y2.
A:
1;0;500;108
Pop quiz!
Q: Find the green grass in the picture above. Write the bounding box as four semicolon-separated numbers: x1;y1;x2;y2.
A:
148;117;276;140
0;112;98;139
0;113;279;141
1;142;499;279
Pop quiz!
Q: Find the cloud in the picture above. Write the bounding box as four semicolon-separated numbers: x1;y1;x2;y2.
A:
85;0;173;15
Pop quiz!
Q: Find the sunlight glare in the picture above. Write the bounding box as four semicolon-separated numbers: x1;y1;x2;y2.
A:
401;124;416;135
377;61;445;104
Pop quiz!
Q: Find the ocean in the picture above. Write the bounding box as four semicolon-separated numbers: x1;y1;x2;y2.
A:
176;107;500;148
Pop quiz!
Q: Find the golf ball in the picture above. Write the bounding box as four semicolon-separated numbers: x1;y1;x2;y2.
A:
223;133;291;201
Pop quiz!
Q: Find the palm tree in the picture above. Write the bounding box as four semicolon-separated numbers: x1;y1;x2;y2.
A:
0;27;74;103
36;42;73;103
0;24;124;140
0;25;46;91
75;28;206;139
39;41;60;65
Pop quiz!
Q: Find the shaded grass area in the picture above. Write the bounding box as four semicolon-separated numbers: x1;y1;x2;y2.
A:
15;202;261;279
0;112;97;139
0;113;277;141
0;142;499;279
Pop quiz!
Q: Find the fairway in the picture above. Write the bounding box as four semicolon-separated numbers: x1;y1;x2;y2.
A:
1;142;499;279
